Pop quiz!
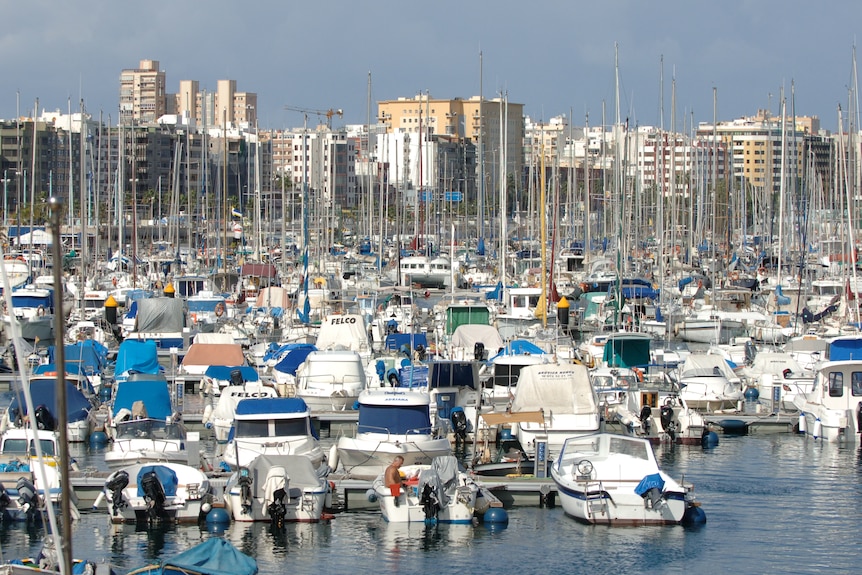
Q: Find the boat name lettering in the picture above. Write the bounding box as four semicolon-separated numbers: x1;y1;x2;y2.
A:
229;391;269;398
330;317;357;325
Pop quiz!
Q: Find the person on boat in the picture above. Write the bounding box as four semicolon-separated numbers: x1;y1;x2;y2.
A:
384;456;406;503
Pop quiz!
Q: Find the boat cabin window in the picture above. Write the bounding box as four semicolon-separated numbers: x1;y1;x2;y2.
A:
609;437;648;460
1;439;55;456
274;418;309;437
236;420;270;438
853;372;862;397
828;372;844;397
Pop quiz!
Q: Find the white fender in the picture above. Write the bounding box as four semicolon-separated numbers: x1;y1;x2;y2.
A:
202;404;214;426
92;491;106;510
798;412;806;434
812;418;821;439
328;444;340;473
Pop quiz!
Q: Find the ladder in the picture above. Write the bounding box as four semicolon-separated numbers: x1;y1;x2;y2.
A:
583;481;609;519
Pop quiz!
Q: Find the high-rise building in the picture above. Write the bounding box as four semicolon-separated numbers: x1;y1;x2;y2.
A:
119;59;167;125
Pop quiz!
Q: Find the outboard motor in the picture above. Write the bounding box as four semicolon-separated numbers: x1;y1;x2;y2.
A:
106;470;130;515
473;342;485;362
451;408;468;448
660;404;676;442
238;470;253;515
0;482;11;513
230;369;245;386
34;405;55;431
639;405;652;435
140;470;167;522
267;487;287;530
414;344;427;361
16;477;40;521
420;482;440;521
643;486;665;510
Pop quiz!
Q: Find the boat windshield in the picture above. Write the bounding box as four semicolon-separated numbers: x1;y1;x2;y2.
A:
1;438;56;456
236;417;308;438
116;419;184;440
609;436;650;461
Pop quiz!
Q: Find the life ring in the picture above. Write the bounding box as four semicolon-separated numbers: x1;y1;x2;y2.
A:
190;312;198;323
729;271;739;281
632;367;644;382
36;306;45;317
215;303;225;318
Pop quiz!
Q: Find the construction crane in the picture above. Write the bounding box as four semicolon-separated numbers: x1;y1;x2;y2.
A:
284;105;343;129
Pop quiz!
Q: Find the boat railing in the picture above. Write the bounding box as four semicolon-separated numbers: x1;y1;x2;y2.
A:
356;425;433;438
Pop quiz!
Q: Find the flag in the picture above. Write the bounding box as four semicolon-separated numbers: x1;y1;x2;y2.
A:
231;207;243;218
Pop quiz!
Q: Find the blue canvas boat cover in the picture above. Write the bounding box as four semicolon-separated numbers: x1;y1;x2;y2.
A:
8;378;92;424
204;365;260;382
489;340;547;361
273;346;316;376
137;465;178;497
235;397;308;416
634;473;666;496
46;340;108;375
112;375;172;420
159;538;258;575
115;340;161;376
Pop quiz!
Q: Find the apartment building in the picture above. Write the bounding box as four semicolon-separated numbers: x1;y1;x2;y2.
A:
119;60;167;125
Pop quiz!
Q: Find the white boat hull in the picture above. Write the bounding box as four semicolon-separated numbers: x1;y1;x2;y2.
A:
336;436;452;479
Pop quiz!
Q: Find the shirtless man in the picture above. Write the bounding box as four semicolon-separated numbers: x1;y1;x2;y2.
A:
384;456;405;502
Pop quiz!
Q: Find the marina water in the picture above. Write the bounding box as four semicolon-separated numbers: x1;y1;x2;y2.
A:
1;429;860;574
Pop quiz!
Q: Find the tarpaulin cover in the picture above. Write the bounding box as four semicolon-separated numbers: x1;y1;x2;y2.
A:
159;538;258;575
510;363;598;415
135;298;185;333
112;374;172;420
137;465;179;497
634;473;666;496
271;347;312;377
8;377;92;423
115;340;161;377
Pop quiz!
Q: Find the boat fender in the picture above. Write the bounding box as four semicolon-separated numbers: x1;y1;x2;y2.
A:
202;404;213;426
682;504;707;526
701;429;719;449
205;507;231;527
797;412;806;434
328;444;340;474
92;491;106;510
483;507;509;526
812;418;821;439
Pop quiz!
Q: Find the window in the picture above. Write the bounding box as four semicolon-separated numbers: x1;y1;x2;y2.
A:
828;371;844;397
852;372;862;396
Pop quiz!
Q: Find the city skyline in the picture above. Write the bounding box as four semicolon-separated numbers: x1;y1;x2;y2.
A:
1;1;859;132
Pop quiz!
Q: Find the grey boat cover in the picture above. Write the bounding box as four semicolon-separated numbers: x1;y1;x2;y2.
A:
136;298;185;333
451;324;505;353
418;455;461;508
243;454;322;498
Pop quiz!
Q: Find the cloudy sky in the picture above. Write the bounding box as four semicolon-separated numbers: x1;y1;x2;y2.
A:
1;0;858;132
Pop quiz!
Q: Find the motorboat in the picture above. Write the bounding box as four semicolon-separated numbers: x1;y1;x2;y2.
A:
224;454;332;525
793;359;862;442
335;388;451;479
104;373;187;469
294;350;367;412
202;377;279;444
551;432;702;525
371;455;481;524
0;428;80;522
2;373;95;443
676;354;744;412
98;461;213;524
507;363;601;451
222;397;327;472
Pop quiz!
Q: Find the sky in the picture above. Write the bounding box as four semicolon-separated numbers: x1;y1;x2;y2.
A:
1;0;859;133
